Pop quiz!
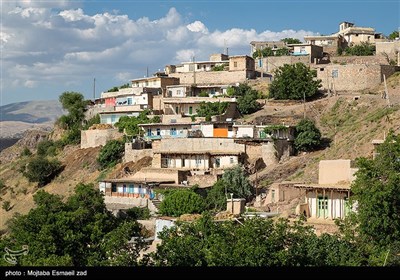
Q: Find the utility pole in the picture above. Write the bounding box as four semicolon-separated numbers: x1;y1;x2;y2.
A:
384;74;391;107
93;77;96;100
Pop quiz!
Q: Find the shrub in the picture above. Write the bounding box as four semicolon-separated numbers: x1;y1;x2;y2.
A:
2;201;11;211
21;147;32;157
159;190;206;217
83;114;100;130
0;179;5;191
294;118;322;152
198;91;209;97
97;140;125;170
37;140;57;157
125;207;151;220
23;156;63;187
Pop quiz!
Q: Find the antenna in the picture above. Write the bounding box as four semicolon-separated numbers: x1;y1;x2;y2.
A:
93;77;96;100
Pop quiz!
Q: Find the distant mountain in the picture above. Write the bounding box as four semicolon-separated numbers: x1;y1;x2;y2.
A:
0;100;65;138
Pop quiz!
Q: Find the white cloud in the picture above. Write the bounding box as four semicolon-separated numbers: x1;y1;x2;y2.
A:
1;5;317;103
187;21;209;34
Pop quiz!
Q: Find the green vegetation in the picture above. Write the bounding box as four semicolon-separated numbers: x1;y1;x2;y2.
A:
97;139;125;170
159;189;206;217
281;38;302;44
389;30;399;40
275;47;290;56
252;47;291;58
207;165;253;210
56;91;89;145
2;201;11;211
21;147;32;157
212;65;225;71
22;156;63;187
344;42;375;56
198;91;209;97
107;83;131;92
83;114;101;130
228;83;261;115
115;110;161;136
0;183;146;266
294;118;322;152
37;140;57;157
0;179;5;191
152;214;364;266
263;124;288;136
351;132;400;247
196;102;229;121
124;207;151;220
269;63;321;100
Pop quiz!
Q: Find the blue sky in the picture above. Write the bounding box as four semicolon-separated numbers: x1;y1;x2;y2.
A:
1;0;399;105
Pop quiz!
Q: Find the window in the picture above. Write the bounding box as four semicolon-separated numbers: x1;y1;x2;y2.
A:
177;89;181;95
127;98;132;105
197;65;201;69
112;184;117;192
189;106;193;115
123;184;127;193
317;196;328;218
320;68;324;71
332;69;338;78
271;189;275;203
234;61;238;67
195;156;202;167
145;81;149;86
170;127;177;136
147;128;152;136
111;115;117;124
215;158;221;168
129;184;134;194
181;157;186;167
156;128;161;136
230;157;234;164
175;106;179;114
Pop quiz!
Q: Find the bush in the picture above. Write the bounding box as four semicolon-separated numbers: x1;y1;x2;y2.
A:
23;156;63;187
83;114;100;130
0;179;5;191
2;201;11;211
344;42;375;56
124;207;151;220
21;147;32;157
97;140;125;170
159;190;206;217
294;118;322;152
198;91;209;97
37;140;57;156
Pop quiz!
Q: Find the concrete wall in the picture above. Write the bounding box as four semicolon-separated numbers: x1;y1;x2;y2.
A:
226;198;246;214
169;70;253;85
131;167;189;184
156;138;245;154
376;41;400;61
124;144;153;163
329;55;388;65
236;126;254;138
80;129;123;149
318;159;354;184
264;183;304;205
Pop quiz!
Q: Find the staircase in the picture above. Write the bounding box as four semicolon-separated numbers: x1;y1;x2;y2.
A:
150;199;162;211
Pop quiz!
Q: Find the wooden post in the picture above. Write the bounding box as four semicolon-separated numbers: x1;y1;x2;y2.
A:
331;190;333;219
315;189;318;218
323;189;326;219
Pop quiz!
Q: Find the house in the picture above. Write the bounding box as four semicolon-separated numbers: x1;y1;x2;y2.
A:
232;124;295;140
139;122;196;140
250;41;287;56
165;84;231;98
165;53;229;74
294;159;358;219
290;44;324;63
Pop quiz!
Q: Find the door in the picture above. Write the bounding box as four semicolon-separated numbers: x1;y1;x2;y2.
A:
344;196;351;217
189;106;193;115
317;196;328;218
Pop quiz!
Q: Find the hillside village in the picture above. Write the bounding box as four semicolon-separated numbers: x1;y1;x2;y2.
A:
1;21;400;264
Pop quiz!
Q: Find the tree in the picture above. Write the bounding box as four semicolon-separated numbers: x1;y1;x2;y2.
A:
196;102;229;120
97;139;125;170
351;132;400;247
269;63;321;100
1;183;146;266
158;190;206;217
344;42;375;56
58;92;87;129
281;38;302;44
252;47;274;58
151;213;365;266
23;156;63;187
229;83;261;115
114;110;160;136
294;118;322;152
37;140;57;157
275;47;290;56
388;30;399;40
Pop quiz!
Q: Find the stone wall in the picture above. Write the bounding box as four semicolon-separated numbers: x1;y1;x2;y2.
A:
316;64;399;92
257;56;310;74
156;138;245;154
376;41;400;61
329;55;388;65
124;144;153;163
80;129;123;149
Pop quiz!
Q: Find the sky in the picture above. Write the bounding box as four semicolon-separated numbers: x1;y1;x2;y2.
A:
1;0;399;105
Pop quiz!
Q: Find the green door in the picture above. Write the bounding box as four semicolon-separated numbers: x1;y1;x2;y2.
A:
189;106;193;115
317;196;328;218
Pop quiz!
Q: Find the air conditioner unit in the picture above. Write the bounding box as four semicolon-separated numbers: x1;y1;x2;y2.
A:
170;119;177;123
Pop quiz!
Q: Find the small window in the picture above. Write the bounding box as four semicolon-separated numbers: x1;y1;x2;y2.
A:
156;128;161;136
234;61;238;67
320;68;324;71
215;158;221;168
230;157;234;164
271;189;275;203
170;127;177;136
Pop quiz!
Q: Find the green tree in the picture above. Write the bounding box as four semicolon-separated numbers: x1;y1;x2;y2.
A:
37;140;57;157
83;114;101;130
228;83;261;115
252;47;274;58
158;190;206;217
351;132;400;247
115;110;160;136
23;156;63;187
196;102;229;120
58;92;87;129
97;139;125;170
294;118;322;152
275;47;290;56
21;147;32;157
1;183;146;266
269;63;321;100
389;30;399;40
281;38;302;44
